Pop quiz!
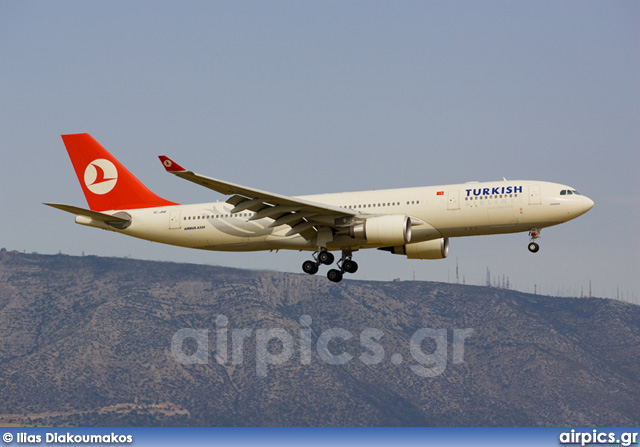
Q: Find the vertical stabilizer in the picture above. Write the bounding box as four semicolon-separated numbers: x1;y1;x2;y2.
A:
61;133;178;211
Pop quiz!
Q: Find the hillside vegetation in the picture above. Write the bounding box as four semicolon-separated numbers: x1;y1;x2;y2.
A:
0;251;637;426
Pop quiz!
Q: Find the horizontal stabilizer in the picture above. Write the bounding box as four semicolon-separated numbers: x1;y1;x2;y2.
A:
44;203;130;224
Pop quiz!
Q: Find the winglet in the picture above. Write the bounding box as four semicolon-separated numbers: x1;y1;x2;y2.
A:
158;156;187;172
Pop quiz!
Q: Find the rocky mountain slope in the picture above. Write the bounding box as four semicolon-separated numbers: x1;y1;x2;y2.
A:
0;251;637;426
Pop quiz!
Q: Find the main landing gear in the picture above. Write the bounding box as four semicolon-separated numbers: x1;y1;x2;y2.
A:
528;228;540;253
302;249;358;283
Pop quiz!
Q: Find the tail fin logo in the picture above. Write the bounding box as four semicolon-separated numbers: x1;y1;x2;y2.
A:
84;159;118;195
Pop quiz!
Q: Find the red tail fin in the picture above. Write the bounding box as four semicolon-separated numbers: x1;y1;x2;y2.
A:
61;133;178;211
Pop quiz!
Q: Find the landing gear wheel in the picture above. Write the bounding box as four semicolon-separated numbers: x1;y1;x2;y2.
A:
527;228;541;253
318;250;335;265
342;259;358;274
302;260;319;275
327;269;343;283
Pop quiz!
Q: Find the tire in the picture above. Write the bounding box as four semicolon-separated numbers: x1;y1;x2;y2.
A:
342;260;358;274
318;251;335;265
327;269;343;283
302;260;319;275
528;242;540;253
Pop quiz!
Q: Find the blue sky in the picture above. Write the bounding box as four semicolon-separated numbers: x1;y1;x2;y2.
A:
1;1;638;300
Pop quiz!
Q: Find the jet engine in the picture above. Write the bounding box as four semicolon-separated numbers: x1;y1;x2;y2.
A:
351;215;412;246
379;238;449;259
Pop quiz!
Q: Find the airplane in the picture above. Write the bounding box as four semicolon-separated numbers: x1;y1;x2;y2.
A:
45;133;594;283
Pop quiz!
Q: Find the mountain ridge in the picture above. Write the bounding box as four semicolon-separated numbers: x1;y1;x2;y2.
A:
0;251;637;426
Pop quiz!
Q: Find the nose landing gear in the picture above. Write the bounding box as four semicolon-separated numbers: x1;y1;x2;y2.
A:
528;228;540;253
301;249;359;282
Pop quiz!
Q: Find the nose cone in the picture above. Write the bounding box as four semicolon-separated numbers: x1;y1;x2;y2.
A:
574;195;594;217
584;196;595;211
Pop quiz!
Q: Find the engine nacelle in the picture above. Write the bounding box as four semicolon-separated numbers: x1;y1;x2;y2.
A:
381;238;449;259
351;215;412;246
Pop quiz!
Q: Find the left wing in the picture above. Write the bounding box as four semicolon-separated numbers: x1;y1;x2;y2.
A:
158;156;358;240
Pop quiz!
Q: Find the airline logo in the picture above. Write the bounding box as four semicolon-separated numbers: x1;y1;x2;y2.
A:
84;159;118;195
465;185;523;197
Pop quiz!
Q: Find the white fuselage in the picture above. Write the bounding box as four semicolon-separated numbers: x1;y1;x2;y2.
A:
76;180;594;252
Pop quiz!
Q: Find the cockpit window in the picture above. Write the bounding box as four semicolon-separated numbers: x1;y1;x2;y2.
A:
560;189;582;196
572;190;581;195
